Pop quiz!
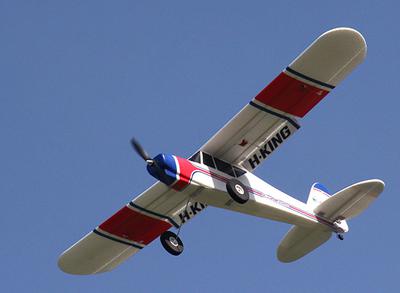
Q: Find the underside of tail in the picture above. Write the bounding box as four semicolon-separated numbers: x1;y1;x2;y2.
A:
307;182;349;232
277;179;384;263
277;226;331;263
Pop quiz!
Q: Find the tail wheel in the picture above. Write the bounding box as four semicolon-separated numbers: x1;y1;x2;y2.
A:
160;231;184;256
226;179;249;204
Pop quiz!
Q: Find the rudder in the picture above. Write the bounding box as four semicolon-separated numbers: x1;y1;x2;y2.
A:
307;182;331;209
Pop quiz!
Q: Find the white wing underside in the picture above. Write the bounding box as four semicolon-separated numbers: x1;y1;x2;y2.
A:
200;102;299;171
59;28;367;274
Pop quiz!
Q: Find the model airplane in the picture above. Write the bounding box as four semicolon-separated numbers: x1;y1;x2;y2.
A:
58;27;384;275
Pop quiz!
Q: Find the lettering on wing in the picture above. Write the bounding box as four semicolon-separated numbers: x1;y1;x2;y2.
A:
247;126;291;169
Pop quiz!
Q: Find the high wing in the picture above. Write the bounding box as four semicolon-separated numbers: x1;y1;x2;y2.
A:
201;27;367;171
58;182;206;274
58;28;367;275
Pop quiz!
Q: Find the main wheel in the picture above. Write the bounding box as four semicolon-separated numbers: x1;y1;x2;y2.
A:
337;234;344;241
226;179;249;204
160;231;184;256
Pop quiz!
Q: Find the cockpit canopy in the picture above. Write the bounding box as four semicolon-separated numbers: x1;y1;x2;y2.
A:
189;151;246;178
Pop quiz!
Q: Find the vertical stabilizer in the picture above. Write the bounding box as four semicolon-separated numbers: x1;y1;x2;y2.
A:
307;183;330;209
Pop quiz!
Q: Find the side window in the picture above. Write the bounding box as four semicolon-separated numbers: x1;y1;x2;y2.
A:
233;166;246;177
189;151;201;163
214;157;235;177
202;152;216;168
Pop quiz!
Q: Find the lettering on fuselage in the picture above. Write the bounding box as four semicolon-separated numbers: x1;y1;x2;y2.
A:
247;126;291;169
178;202;207;224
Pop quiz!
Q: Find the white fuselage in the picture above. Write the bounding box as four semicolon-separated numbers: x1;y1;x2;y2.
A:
177;159;336;231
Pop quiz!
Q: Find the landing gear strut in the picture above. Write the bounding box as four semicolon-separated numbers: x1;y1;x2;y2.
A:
160;231;184;256
337;233;344;241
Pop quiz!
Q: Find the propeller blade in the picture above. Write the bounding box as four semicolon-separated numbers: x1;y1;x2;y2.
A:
130;138;152;162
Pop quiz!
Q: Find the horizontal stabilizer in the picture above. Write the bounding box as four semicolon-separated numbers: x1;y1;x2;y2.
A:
277;226;331;263
314;179;384;221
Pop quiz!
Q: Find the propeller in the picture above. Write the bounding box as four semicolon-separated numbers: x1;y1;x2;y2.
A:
130;138;155;166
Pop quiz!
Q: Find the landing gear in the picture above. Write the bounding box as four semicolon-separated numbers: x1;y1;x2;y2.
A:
226;179;249;204
160;231;184;256
337;233;344;241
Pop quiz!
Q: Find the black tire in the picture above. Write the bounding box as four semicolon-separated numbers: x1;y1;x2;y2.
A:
337;234;344;241
160;231;184;256
226;179;249;204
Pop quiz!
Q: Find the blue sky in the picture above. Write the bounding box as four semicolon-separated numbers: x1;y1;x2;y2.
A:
1;1;399;292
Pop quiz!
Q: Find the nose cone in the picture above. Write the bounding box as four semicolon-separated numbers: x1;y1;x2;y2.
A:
148;154;177;171
161;154;178;173
146;154;178;185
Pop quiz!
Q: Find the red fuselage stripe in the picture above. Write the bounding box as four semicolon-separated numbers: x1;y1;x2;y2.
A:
173;157;335;229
